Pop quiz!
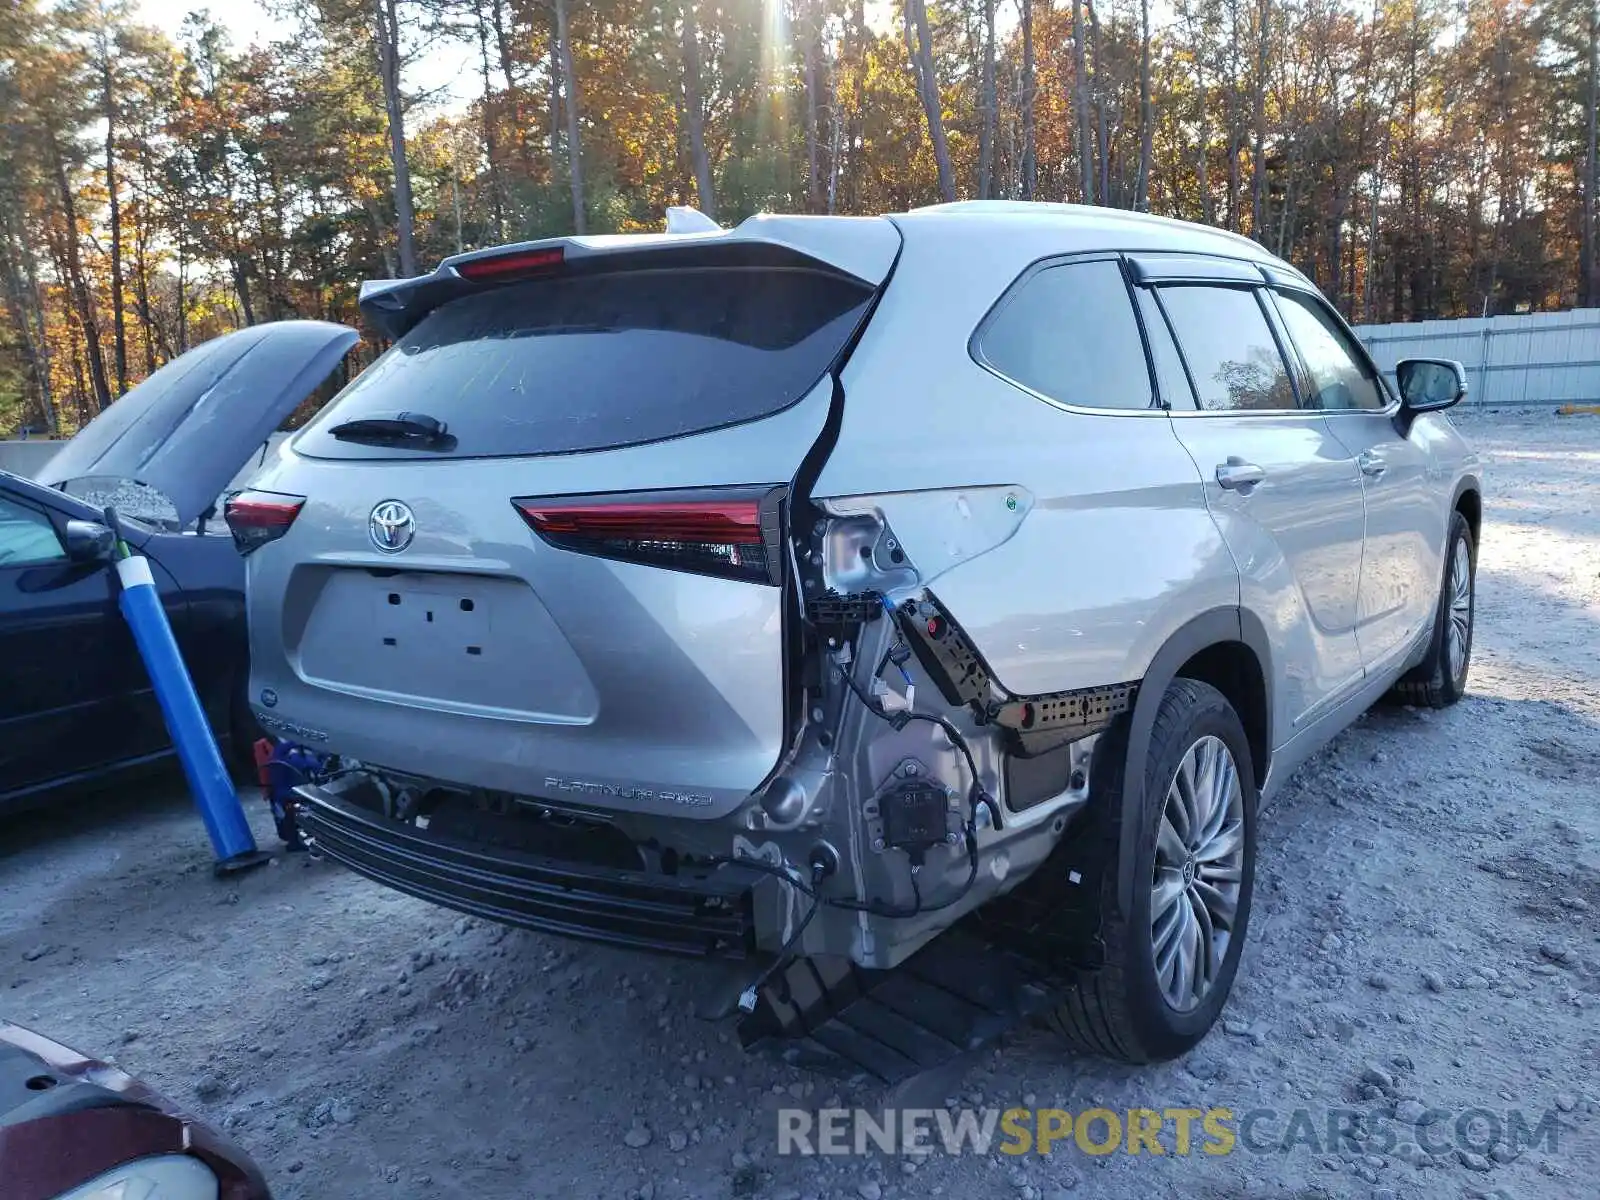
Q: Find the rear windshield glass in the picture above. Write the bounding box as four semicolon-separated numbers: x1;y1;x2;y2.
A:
294;266;874;459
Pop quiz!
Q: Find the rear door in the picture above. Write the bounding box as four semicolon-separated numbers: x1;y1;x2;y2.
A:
1266;285;1444;674
1146;262;1368;736
242;231;899;819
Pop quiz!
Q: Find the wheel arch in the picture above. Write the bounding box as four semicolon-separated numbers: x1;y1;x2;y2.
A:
1113;607;1272;917
1452;478;1482;549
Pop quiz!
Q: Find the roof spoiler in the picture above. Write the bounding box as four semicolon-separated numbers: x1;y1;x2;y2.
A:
357;213;901;340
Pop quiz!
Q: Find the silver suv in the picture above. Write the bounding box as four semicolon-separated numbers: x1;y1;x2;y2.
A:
226;202;1478;1068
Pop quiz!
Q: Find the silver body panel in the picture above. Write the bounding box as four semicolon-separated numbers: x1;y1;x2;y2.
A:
246;376;837;819
238;202;1480;966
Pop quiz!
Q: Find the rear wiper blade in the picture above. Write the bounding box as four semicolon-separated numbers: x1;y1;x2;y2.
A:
329;412;456;450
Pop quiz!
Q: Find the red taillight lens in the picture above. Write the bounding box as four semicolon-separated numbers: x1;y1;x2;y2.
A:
224;490;305;555
454;246;565;281
514;489;783;584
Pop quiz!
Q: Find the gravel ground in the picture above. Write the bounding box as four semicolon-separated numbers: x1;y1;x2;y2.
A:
4;409;1598;1200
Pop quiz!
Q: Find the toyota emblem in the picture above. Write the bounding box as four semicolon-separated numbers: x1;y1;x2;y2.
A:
369;500;416;553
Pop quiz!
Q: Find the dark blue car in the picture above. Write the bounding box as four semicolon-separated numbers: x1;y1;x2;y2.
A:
0;320;358;810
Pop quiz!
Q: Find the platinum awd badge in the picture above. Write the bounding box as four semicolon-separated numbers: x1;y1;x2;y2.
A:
544;776;713;808
255;711;330;744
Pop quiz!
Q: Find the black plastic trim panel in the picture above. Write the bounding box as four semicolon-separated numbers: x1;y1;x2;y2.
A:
296;786;758;958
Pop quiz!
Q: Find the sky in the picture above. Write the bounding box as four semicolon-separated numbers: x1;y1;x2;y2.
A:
134;0;478;111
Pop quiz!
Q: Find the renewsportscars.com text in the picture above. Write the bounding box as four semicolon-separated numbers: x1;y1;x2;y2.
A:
775;1105;1565;1159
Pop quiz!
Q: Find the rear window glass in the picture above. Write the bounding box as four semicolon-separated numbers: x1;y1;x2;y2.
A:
295;267;873;459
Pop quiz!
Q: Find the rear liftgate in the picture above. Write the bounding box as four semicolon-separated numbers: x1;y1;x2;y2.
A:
737;540;1138;1084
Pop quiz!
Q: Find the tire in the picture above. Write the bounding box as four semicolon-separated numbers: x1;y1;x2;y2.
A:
1045;678;1257;1063
1389;510;1475;709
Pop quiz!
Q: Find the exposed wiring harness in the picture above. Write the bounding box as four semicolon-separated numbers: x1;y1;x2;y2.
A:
735;859;827;1012
719;610;1003;940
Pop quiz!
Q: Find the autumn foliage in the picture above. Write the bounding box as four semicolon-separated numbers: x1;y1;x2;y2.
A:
1;0;1594;435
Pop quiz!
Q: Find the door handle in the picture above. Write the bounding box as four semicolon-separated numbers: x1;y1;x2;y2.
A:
1357;450;1387;478
1215;458;1267;491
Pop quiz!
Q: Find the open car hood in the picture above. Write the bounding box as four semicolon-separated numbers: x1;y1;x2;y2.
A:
37;320;358;525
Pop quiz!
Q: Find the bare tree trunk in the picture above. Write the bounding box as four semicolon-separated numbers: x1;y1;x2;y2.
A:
476;1;506;243
547;7;561;162
0;191;56;433
46;128;111;413
1586;0;1599;306
978;0;996;198
553;0;587;232
131;197;161;373
1071;0;1095;203
451;151;465;253
1086;0;1108;205
1020;0;1035;200
175;218;188;353
232;257;256;326
99;69;126;395
98;21;127;395
1250;0;1270;238
489;0;533;178
803;2;821;210
375;0;418;275
1135;0;1153;210
846;0;866;209
828;96;842;212
905;0;956;201
680;0;715;218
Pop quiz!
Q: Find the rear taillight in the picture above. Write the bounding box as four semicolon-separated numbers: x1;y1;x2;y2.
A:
514;488;785;584
224;489;305;555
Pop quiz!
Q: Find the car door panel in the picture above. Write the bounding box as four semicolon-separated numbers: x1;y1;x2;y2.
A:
1169;414;1367;732
1154;281;1367;743
1267;286;1445;674
0;480;191;805
0;493;132;799
1321;412;1441;671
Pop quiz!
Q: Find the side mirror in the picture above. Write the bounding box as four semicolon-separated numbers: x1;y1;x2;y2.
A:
1396;358;1468;413
63;519;115;563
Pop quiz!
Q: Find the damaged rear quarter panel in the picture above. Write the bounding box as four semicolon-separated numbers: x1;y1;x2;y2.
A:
815;220;1239;699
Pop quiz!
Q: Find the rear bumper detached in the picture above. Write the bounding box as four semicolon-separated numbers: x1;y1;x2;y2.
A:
293;784;758;958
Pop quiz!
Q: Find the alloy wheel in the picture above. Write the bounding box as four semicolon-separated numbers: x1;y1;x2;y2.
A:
1151;734;1245;1013
1446;535;1473;684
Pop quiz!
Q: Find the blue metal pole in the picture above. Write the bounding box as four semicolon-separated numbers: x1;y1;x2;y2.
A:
108;513;269;875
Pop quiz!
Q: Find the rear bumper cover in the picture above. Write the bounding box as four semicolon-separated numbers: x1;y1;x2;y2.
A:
294;783;759;958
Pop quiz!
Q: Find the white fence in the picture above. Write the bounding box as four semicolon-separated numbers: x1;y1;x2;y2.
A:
1352;310;1600;409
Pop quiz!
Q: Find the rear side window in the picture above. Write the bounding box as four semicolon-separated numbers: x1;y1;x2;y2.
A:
296;267;873;459
1157;285;1298;412
975;259;1153;410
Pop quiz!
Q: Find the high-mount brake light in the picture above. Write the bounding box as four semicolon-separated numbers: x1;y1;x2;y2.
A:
224;490;306;555
454;246;566;281
513;491;783;584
